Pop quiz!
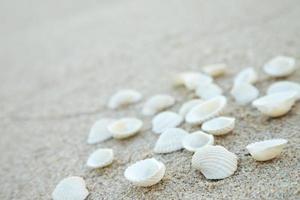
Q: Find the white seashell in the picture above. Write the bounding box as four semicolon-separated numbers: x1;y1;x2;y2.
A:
152;111;183;134
267;81;300;100
142;94;175;116
52;176;89;200
174;72;213;90
108;118;143;139
252;91;297;117
263;56;296;77
246;139;288;161
201;117;235;136
195;83;223;100
192;145;238;180
234;67;258;85
186;96;227;125
124;158;165;187
182;131;214;152
87;118;115;144
154;128;189;153
230;83;259;105
86;148;113;169
108;89;142;109
178;99;204;117
202;63;227;77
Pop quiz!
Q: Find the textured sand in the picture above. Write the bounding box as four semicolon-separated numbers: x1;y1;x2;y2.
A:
0;0;300;199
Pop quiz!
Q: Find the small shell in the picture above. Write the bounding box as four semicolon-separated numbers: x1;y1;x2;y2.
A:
174;72;213;90
192;145;238;180
202;63;227;77
108;118;143;139
234;67;258;85
179;99;204;117
267;81;300;100
52;176;89;200
124;158;165;187
252;91;297;117
201;117;235;136
195;83;223;100
108;89;142;109
182;131;214;152
142;94;175;116
86;148;113;169
186;96;227;125
230;83;259;105
263;56;296;77
87;118;115;144
154;128;189;153
152;111;183;134
246;139;288;161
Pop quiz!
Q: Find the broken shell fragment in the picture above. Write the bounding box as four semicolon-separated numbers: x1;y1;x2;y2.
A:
87;118;115;144
230;83;259;105
202;63;227;77
182;131;214;152
174;72;213;90
201;117;235;136
152;111;183;134
108;118;143;139
234;67;258;85
195;83;223;100
263;56;296;77
179;99;204;117
267;81;300;100
86;148;114;169
142;94;175;116
108;89;142;109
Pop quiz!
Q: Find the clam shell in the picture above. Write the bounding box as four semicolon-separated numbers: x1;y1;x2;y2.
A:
267;81;300;100
142;94;175;116
252;91;297;117
175;72;213;90
152;111;183;134
185;96;227;125
86;148;113;169
201;117;235;136
108;89;142;109
182;131;214;152
234;67;258;85
108;118;143;139
154;128;189;153
192;145;238;180
124;158;166;187
246;139;288;161
202;63;227;77
195;83;223;100
52;176;89;200
263;56;296;77
179;99;204;117
230;83;259;105
87;118;115;144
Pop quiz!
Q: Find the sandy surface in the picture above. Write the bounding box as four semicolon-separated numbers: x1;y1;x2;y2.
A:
0;0;300;199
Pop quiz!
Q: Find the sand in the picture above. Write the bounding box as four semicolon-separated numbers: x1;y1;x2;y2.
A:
0;0;299;199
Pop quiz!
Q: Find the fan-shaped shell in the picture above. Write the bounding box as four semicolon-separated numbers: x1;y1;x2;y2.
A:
192;145;238;180
108;118;143;139
185;96;227;125
234;67;258;85
124;158;166;187
202;63;227;77
86;148;113;169
108;89;142;109
179;99;204;117
202;117;235;136
267;81;300;100
87;118;115;144
246;139;288;161
195;83;223;100
142;94;175;116
263;56;296;77
152;111;183;134
174;72;213;90
182;131;214;152
230;83;259;105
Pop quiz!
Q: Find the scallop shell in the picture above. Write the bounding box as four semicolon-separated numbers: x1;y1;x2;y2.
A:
192;145;238;180
52;176;89;200
195;83;223;100
154;128;189;153
252;91;297;117
174;72;213;90
182;131;214;152
185;96;227;125
246;139;288;161
230;83;259;105
152;111;183;134
87;118;115;144
201;117;235;136
108;118;143;139
178;99;204;117
263;56;296;77
267;81;300;100
202;63;227;77
142;94;175;116
124;158;166;187
234;67;258;85
86;148;113;169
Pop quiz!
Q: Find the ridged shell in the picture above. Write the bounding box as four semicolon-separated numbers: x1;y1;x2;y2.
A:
246;139;288;161
174;72;213;90
263;56;296;77
86;148;113;169
267;81;300;100
202;63;227;77
179;99;204;117
152;111;183;134
154;128;189;153
108;89;142;109
182;131;214;152
192;145;238;180
195;83;223;100
108;118;143;139
234;67;258;85
87;118;115;144
230;83;259;105
185;96;227;125
202;117;235;136
142;94;175;116
124;158;166;187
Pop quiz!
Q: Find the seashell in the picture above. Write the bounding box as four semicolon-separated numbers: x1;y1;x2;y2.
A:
195;83;223;100
108;89;142;109
234;67;258;85
174;72;213;90
230;83;259;105
178;99;204;117
202;63;227;77
201;117;235;136
185;96;227;125
142;94;175;116
263;56;296;77
152;111;183;134
154;128;189;153
182;131;214;152
252;91;297;117
192;145;238;180
108;118;143;139
86;148;114;169
87;118;115;144
267;81;300;100
124;158;166;187
52;176;89;200
246;139;288;161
